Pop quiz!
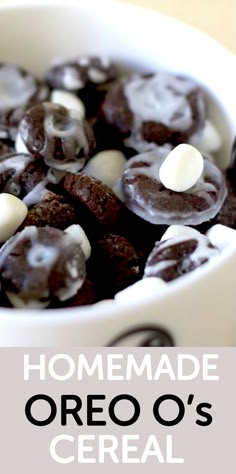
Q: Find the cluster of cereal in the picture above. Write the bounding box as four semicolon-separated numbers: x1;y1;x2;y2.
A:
0;57;235;309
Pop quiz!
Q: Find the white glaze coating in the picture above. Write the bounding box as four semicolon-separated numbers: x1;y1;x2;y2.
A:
0;225;38;267
0;153;34;196
23;178;49;207
0;153;32;178
0;64;36;110
61;66;84;90
55;275;84;301
43;104;89;172
50;89;85;119
65;224;91;260
27;243;58;268
144;234;219;277
124;72;195;131
15;132;29;154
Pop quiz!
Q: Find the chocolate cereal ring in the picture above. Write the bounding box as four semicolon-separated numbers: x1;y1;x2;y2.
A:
18;102;95;172
0;226;86;306
102;71;206;152
121;148;227;226
144;233;219;282
45;56;117;91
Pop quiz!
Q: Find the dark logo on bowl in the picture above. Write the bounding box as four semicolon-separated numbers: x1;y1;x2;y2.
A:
107;325;174;347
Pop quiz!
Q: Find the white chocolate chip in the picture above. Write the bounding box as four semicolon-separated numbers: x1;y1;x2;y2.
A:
206;224;236;252
65;224;91;260
50;89;85;119
161;225;202;241
0;193;28;243
15;132;29;154
159;143;204;192
190;120;222;153
83;150;126;189
114;277;167;304
6;292;49;309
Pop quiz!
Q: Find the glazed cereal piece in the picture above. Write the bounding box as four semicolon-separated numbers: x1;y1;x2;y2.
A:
22;192;78;230
18;102;95;172
121;147;227;226
0;63;48;140
63;173;125;231
45;56;117;91
0;152;39;197
144;231;219;282
20;159;49;196
0;152;51;205
102;71;206;152
0;226;86;307
94;233;141;298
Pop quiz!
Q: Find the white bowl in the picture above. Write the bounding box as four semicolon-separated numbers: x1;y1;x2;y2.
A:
0;0;235;346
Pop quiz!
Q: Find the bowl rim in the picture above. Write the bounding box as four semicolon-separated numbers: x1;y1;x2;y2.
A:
0;0;235;325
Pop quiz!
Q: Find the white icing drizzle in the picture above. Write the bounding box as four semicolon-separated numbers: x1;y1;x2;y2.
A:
42;104;89;172
0;65;36;110
0;225;38;268
121;149;227;225
62;66;84;90
124;132;167;153
144;234;219;277
124;72;195;132
44;106;82;139
55;275;84;301
145;259;176;276
0;153;33;195
23;178;49;207
0;153;32;177
27;244;58;268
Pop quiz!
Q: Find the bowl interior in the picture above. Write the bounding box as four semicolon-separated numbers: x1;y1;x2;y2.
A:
0;1;235;166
